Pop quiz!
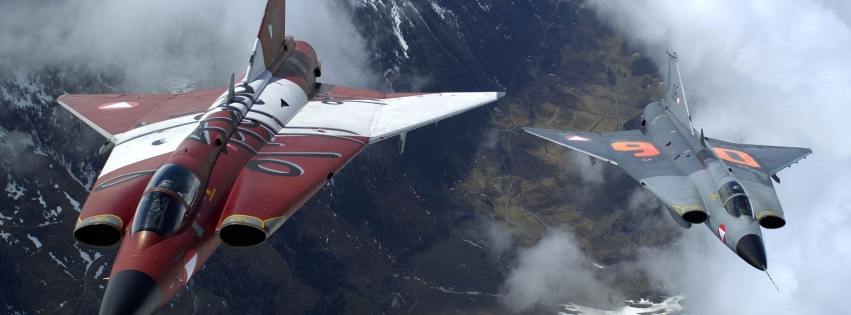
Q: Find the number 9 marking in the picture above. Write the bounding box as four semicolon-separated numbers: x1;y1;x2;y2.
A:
611;142;660;157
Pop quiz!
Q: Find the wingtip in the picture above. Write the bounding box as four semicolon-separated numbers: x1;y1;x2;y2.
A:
522;127;549;136
497;92;506;99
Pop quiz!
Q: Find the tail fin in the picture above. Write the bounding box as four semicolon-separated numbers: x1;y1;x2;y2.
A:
663;50;695;135
245;0;294;81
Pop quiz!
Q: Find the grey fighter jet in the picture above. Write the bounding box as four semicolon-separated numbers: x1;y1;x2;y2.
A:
523;51;811;277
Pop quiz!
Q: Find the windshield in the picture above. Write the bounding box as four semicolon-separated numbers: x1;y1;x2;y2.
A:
131;164;202;236
718;181;753;217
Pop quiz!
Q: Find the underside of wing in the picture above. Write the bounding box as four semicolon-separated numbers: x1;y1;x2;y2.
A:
57;87;226;139
281;84;503;141
705;138;812;175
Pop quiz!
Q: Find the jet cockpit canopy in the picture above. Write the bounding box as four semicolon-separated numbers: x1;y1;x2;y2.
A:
131;164;202;236
718;181;753;218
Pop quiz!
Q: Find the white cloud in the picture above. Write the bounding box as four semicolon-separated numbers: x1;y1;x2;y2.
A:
564;150;605;185
481;218;519;255
286;0;380;88
500;229;622;313
590;0;851;313
0;0;375;89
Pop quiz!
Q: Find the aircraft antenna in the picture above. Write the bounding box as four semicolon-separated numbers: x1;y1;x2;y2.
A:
764;268;780;291
227;73;236;103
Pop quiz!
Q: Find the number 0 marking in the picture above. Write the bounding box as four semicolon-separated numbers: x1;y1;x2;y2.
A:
611;142;660;157
712;148;760;168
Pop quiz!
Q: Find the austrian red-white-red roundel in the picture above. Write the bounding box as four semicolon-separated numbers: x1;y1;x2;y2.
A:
183;249;198;284
98;102;139;110
717;224;727;244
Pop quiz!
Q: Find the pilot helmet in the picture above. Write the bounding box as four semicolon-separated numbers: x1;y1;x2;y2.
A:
157;179;177;191
732;184;743;193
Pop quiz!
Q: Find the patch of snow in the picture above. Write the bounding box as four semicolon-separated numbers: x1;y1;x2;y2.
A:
63;191;82;212
462;239;484;249
27;234;42;249
435;286;494;296
409;185;423;200
33;147;48;156
431;2;449;16
35;193;46;208
49;252;67;269
390;292;405;308
389;3;410;58
0;209;11;226
5;176;26;200
560;295;686;315
94;265;106;279
429;2;460;29
161;74;196;94
80;249;92;265
52;155;97;191
12;69;53;108
476;0;492;11
38;204;63;226
79;246;104;272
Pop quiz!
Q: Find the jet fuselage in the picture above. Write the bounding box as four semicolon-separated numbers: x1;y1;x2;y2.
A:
639;102;767;270
60;5;504;310
98;40;337;314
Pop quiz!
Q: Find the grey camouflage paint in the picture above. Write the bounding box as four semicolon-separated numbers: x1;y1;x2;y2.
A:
523;52;811;271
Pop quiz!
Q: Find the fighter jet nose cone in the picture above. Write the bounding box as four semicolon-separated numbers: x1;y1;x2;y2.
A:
736;234;767;271
100;270;161;315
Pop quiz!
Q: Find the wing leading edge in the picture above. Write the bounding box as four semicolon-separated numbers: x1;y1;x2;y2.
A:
282;84;504;141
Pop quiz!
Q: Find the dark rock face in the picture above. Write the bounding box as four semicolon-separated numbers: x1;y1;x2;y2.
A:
1;1;670;314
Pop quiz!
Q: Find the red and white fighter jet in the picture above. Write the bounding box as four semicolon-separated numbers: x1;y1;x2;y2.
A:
57;1;503;314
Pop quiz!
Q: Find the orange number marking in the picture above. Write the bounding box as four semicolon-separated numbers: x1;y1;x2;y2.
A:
611;142;660;157
712;148;760;168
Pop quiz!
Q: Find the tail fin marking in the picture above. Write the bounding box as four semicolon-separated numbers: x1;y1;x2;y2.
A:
246;0;293;81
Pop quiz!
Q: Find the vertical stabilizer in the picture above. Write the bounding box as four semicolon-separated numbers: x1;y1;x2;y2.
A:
246;0;294;81
663;50;695;135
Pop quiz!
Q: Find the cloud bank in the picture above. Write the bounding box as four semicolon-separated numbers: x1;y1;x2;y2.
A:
0;0;375;90
587;0;851;313
501;229;622;312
